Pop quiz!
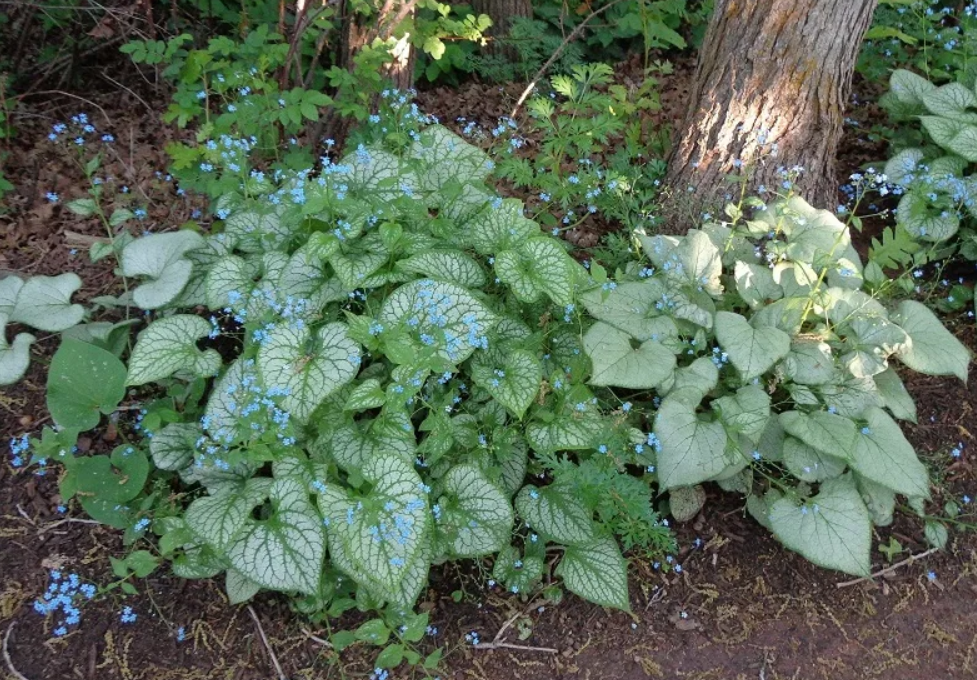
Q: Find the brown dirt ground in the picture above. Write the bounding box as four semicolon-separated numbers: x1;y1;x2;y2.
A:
2;54;977;680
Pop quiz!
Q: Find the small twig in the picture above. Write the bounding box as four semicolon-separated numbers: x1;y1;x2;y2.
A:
473;599;557;654
99;72;152;114
301;627;333;648
836;547;940;588
247;605;287;680
13;90;112;127
38;518;102;535
3;623;31;680
509;0;629;118
474;641;558;653
64;230;111;247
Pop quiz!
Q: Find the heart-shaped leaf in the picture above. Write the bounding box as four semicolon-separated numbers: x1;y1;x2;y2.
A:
435;464;513;557
768;475;871;576
226;477;326;594
10;273;85;332
470;348;542;419
715;311;790;381
127;315;222;386
555;535;630;611
121;231;206;309
584;321;676;389
257;322;361;423
47;338;127;431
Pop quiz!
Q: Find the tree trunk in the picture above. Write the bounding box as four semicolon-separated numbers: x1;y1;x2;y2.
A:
473;0;533;58
339;0;417;90
660;0;877;232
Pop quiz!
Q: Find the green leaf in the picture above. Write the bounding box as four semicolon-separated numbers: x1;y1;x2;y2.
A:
555;535;630;611
376;643;405;669
521;238;576;307
782;436;847;482
258;322;361;423
319;453;430;594
470;349;542;419
856;474;896;526
924;520;948;549
884;148;925;187
329;412;416;472
850;407;929;498
409;125;492;193
515;484;595;546
10;273;84;332
891;300;971;381
583;321;676;389
712;385;770;441
654;393;730;489
873;367;917;423
494;238;575;306
465;199;537;254
185;477;273;551
397;250;487;288
205;255;253;309
578;279;679;341
226;477;325;594
46;339;127;431
354;619;391;645
121;231;206;309
127;315;222;386
0;331;34;385
70;445;149;505
124;550;159;578
782;339;837;385
715;311;790;381
436;464;513;557
225;568;261;604
492;545;543;594
672;229;723;294
378;279;499;364
896;192;959;242
768;475;871;576
344;378;387;411
922;83;977;123
779;410;856;460
150;422;200;471
733;262;783;309
66;198;97;217
888;69;936;107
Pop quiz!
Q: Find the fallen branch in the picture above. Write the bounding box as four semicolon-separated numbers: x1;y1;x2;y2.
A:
3;623;31;680
836;547;940;588
247;605;287;680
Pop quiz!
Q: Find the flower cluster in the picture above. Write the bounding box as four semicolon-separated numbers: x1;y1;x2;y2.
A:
33;570;97;637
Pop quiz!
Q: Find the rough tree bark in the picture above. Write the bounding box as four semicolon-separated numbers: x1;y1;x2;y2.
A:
660;0;877;232
473;0;533;58
340;0;417;91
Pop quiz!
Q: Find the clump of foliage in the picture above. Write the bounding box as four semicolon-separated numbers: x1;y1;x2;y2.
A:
858;0;974;84
487;62;668;237
581;195;971;576
880;68;977;270
7;104;680;660
535;0;709;58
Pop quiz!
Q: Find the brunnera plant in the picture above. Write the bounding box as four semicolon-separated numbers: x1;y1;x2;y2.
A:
582;196;972;577
5;119;677;628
